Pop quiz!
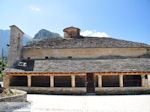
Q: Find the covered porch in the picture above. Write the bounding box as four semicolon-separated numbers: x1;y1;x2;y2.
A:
3;71;150;94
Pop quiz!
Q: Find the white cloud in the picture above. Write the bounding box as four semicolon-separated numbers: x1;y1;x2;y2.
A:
81;30;109;37
29;5;41;12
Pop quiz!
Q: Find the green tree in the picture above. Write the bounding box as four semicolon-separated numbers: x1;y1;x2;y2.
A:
0;59;7;77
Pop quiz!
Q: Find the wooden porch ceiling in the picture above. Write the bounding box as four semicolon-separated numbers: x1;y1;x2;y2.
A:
5;71;150;76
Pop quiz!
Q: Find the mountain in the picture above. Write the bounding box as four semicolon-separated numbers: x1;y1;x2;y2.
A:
33;29;61;40
0;28;62;57
0;30;31;58
0;30;9;57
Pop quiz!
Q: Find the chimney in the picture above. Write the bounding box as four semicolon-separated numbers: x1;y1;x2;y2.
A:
63;26;80;39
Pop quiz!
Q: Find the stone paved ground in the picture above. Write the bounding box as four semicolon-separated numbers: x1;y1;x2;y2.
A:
23;94;150;112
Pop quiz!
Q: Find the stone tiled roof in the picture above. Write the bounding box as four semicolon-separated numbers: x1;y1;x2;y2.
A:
4;68;25;72
33;58;150;72
25;37;150;48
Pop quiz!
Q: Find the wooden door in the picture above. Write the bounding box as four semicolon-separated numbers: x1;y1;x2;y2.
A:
86;73;95;93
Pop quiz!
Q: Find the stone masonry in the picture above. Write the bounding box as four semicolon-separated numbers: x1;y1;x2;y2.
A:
8;25;24;67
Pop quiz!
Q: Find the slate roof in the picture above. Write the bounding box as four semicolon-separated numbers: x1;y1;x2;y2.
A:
33;58;150;72
25;37;150;48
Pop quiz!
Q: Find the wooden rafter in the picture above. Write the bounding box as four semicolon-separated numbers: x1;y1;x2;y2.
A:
5;71;150;77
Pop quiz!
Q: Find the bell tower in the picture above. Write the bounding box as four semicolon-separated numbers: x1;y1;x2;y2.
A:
8;25;24;67
63;26;80;39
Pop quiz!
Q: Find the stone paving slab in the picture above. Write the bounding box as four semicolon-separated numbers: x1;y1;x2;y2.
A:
26;94;150;112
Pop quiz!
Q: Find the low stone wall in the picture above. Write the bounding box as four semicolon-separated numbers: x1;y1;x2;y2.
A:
11;87;86;95
10;86;150;95
96;87;150;95
0;89;27;102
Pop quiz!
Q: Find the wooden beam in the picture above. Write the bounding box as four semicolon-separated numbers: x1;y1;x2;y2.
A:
5;71;150;77
7;72;86;76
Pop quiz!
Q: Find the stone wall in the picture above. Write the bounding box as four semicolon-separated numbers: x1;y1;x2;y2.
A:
0;89;27;102
9;87;150;95
23;47;147;59
8;25;24;67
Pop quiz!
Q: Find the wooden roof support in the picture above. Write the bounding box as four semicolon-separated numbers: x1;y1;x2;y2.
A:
5;71;150;77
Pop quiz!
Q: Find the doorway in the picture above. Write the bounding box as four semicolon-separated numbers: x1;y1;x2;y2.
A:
86;73;95;93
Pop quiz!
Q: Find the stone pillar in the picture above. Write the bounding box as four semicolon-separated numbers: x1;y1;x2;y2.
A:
141;75;146;87
3;74;10;88
50;76;54;87
71;75;75;87
147;75;150;87
119;75;123;87
8;25;24;67
27;76;31;87
145;75;148;87
98;75;102;87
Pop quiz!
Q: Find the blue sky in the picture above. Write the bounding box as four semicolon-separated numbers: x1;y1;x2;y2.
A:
0;0;150;44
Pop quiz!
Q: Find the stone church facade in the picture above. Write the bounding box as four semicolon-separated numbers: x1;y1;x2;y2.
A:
3;25;150;94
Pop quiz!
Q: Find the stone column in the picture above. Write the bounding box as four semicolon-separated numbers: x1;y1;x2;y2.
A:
50;76;54;87
147;75;150;87
3;74;10;88
141;75;146;87
27;76;31;87
71;75;75;87
8;25;24;67
98;75;102;87
145;75;148;87
119;75;123;87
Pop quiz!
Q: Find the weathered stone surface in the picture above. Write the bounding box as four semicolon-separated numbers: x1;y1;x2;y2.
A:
34;58;150;72
25;37;150;48
1;88;14;97
8;25;24;67
0;89;27;102
10;86;150;95
22;47;148;59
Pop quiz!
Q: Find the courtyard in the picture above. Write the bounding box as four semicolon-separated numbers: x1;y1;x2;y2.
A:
23;94;150;112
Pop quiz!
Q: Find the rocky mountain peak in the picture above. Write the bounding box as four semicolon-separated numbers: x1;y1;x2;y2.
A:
34;29;61;40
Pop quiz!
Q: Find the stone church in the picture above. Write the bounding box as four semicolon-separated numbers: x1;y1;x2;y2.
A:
4;25;150;94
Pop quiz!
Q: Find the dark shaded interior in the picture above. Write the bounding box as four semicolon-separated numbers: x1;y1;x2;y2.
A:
75;76;86;87
54;76;71;87
123;75;141;87
10;76;27;86
31;76;50;87
95;75;98;87
102;75;119;87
